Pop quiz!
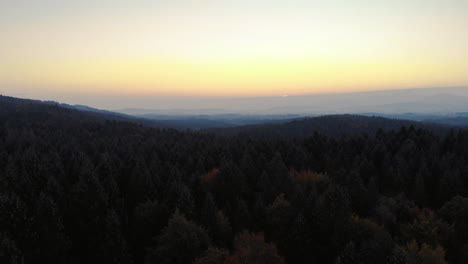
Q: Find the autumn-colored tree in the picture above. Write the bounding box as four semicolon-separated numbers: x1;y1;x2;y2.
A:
400;208;453;248
224;232;284;264
194;247;229;264
404;240;447;264
290;170;325;184
202;169;221;185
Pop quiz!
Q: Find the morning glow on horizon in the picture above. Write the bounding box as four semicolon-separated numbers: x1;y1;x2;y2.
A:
1;0;467;97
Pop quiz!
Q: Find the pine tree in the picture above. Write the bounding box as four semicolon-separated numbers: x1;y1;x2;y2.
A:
146;210;210;264
413;174;427;207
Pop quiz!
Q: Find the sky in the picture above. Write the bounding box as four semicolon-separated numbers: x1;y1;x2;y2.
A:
1;0;468;107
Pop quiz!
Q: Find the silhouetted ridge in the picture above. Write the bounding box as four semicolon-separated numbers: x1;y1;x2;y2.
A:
205;114;448;138
0;95;191;129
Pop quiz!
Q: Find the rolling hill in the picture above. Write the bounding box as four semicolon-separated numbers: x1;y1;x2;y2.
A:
205;114;450;138
0;95;457;136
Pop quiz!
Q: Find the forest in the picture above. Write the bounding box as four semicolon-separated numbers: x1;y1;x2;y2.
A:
1;96;468;264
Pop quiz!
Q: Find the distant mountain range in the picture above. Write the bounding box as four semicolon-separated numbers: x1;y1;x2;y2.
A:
1;95;463;136
112;87;468;116
204;115;450;138
0;90;468;133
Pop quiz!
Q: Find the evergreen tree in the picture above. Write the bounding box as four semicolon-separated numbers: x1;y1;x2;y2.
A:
146;210;210;264
413;174;427;207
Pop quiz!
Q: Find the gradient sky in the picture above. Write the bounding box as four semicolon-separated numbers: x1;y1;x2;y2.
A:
1;0;467;100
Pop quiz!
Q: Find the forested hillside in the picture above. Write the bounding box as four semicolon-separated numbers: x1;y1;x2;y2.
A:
0;95;213;130
206;115;448;138
1;97;468;264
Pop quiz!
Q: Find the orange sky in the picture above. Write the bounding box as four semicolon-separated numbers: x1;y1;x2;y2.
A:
1;0;467;97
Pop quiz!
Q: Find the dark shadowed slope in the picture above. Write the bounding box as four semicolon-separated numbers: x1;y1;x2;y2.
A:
0;95;294;130
0;95;222;130
424;116;468;127
205;114;450;138
0;95;160;126
0;95;454;135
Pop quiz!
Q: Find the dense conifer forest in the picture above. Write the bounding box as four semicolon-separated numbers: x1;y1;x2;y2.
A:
1;96;468;263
